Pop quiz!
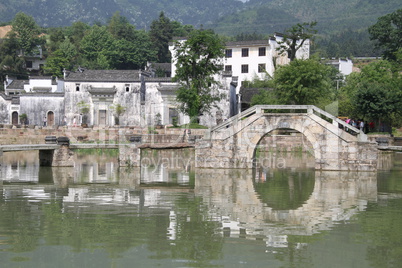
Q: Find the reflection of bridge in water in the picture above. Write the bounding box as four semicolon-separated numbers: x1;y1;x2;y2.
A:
195;169;377;245
0;150;381;249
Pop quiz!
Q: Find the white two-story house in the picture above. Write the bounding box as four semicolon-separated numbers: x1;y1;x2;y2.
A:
169;33;310;116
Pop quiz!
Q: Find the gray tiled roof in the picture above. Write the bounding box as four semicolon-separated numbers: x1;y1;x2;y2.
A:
65;70;141;82
144;77;173;82
225;40;270;47
149;63;171;71
7;80;28;90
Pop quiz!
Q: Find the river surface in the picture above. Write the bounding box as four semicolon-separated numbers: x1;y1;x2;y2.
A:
0;149;401;268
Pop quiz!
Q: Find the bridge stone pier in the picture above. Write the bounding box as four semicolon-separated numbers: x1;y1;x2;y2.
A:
195;105;378;171
38;145;75;167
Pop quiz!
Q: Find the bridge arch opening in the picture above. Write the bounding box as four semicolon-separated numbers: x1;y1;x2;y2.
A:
252;128;316;210
252;128;315;170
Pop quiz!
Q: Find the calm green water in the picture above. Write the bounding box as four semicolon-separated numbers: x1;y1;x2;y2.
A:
0;149;401;268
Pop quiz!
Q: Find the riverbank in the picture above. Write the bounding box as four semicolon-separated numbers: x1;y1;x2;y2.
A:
0;125;206;145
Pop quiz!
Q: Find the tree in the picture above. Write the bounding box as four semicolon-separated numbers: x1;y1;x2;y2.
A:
77;101;90;125
112;30;156;69
338;60;402;129
276;21;317;61
79;25;117;69
105;13;156;69
47;27;66;53
353;81;401;132
43;49;70;77
173;29;225;122
368;9;402;61
149;11;173;63
171;21;195;37
269;59;337;106
44;39;78;77
66;21;90;51
110;103;126;125
11;12;43;55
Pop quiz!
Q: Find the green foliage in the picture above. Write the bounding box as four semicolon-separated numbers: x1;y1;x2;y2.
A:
353;82;401;124
79;25;116;69
77;101;90;114
66;21;90;50
316;30;379;58
149;12;174;63
11;12;44;55
339;60;402;126
251;89;277;106
43;49;69;77
171;21;195;37
369;9;402;61
272;59;337;106
242;75;274;88
19;113;28;124
174;29;225;120
110;103;126;117
110;103;126;125
107;12;134;40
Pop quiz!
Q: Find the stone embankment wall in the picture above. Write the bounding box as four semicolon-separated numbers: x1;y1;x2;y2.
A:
0;125;206;145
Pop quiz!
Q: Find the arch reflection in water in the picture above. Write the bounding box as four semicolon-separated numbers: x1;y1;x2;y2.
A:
194;168;377;249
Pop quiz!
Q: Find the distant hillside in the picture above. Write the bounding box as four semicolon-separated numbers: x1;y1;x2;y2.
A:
1;0;400;35
0;0;244;28
211;0;402;36
0;0;401;57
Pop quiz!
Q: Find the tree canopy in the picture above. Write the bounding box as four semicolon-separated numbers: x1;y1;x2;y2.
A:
369;9;402;61
11;12;44;55
174;29;225;121
338;60;402;128
252;59;337;107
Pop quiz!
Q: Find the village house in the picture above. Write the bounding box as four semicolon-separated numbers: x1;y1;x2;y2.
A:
0;26;46;74
169;33;310;116
0;32;309;128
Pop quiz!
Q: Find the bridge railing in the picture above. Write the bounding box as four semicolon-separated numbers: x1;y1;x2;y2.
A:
211;105;364;138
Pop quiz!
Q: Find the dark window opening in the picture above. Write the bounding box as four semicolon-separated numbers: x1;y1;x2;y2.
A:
242;48;249;57
258;64;266;73
225;49;232;58
259;47;266;56
241;64;248;73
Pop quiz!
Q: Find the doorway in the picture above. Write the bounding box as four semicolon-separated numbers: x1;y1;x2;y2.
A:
47;111;54;126
11;112;18;125
99;110;107;125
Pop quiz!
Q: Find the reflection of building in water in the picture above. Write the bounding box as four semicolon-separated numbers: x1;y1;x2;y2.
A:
141;164;190;185
0;152;39;182
140;149;194;185
74;161;118;183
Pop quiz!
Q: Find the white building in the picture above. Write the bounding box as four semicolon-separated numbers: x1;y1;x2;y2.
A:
4;75;62;95
169;33;310;116
326;58;353;77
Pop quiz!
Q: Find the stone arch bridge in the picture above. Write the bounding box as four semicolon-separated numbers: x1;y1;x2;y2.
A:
195;105;378;171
